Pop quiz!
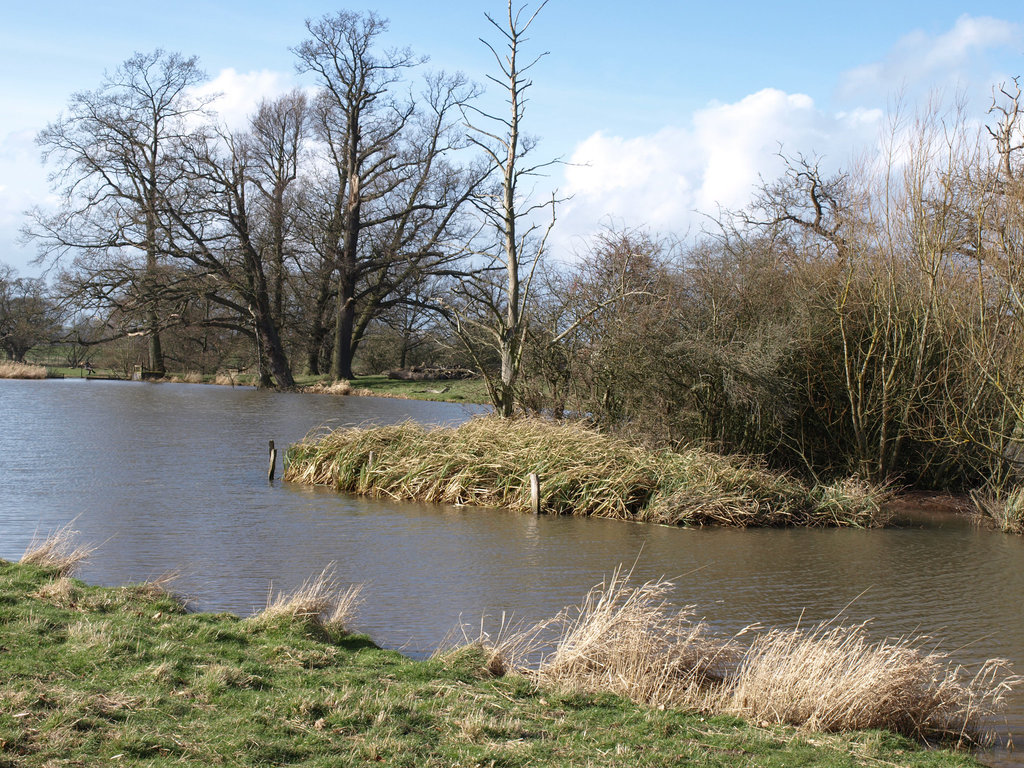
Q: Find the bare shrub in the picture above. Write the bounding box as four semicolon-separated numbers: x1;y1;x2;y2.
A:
20;522;94;576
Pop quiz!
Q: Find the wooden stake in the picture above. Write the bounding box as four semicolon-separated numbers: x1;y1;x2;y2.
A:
529;472;540;515
268;440;277;481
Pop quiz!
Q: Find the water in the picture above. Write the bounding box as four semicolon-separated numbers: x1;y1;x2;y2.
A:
2;378;1023;765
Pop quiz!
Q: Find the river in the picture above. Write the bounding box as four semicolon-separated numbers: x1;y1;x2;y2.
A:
1;378;1022;765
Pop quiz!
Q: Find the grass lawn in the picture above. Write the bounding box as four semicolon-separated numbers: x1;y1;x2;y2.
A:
0;559;987;767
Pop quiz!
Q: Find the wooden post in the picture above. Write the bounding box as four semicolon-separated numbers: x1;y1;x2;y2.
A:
268;440;277;481
529;472;540;515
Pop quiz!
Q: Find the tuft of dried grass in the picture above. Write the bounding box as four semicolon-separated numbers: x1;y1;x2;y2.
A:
33;576;82;608
723;622;1018;745
285;416;890;528
0;360;47;379
249;564;364;632
20;522;94;576
302;380;353;395
178;371;204;384
120;571;190;609
530;566;738;709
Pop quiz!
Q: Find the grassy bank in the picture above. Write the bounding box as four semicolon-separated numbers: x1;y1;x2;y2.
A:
285;417;890;527
0;542;1006;768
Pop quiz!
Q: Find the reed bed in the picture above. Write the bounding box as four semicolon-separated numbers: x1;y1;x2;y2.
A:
0;360;47;379
454;570;1018;747
285;416;888;527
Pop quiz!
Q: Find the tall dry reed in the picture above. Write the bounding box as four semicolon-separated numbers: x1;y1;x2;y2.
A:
456;569;1018;746
971;487;1024;534
723;623;1017;745
0;360;47;379
285;416;888;527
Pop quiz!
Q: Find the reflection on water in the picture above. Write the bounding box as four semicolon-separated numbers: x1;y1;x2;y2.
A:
1;378;1023;765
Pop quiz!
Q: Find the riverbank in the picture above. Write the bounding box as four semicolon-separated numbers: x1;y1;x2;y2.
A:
285;416;891;527
29;364;491;403
0;550;1003;768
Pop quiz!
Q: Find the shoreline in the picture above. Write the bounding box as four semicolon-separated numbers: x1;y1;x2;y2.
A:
0;556;1005;767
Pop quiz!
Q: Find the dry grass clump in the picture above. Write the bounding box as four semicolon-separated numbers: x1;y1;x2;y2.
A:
175;370;204;384
723;623;1017;745
971;487;1024;534
249;564;364;632
285;416;889;528
303;379;353;395
455;568;1018;746
20;522;95;576
0;360;47;379
528;567;737;709
213;372;237;386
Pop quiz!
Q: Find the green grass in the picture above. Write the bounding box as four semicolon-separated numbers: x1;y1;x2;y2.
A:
0;559;988;767
285;417;891;527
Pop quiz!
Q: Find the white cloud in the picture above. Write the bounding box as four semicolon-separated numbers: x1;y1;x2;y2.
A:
192;68;299;130
839;15;1022;105
556;89;883;248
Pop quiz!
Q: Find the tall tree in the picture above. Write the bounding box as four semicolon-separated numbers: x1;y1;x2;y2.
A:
294;11;477;380
29;50;211;376
448;0;558;417
153;109;303;389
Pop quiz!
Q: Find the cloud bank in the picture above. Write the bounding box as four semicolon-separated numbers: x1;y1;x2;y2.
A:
553;14;1021;253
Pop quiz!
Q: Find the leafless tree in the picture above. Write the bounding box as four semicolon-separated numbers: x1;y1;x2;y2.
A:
294;11;478;381
446;0;560;417
28;50;212;376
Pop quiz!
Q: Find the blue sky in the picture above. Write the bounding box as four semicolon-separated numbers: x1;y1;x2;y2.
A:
2;1;1022;274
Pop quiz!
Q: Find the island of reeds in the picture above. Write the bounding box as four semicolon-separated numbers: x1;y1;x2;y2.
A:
284;416;890;527
1;527;1017;766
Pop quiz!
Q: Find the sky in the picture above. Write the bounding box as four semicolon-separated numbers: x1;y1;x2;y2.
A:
2;1;1022;275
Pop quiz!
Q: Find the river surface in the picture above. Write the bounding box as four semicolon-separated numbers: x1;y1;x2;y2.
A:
1;378;1023;766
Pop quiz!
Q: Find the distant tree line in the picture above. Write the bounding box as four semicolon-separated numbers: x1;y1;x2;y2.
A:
11;4;1024;494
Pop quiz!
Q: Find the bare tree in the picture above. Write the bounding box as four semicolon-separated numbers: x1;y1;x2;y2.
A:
28;50;212;376
294;11;478;381
447;0;559;417
154;115;301;389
